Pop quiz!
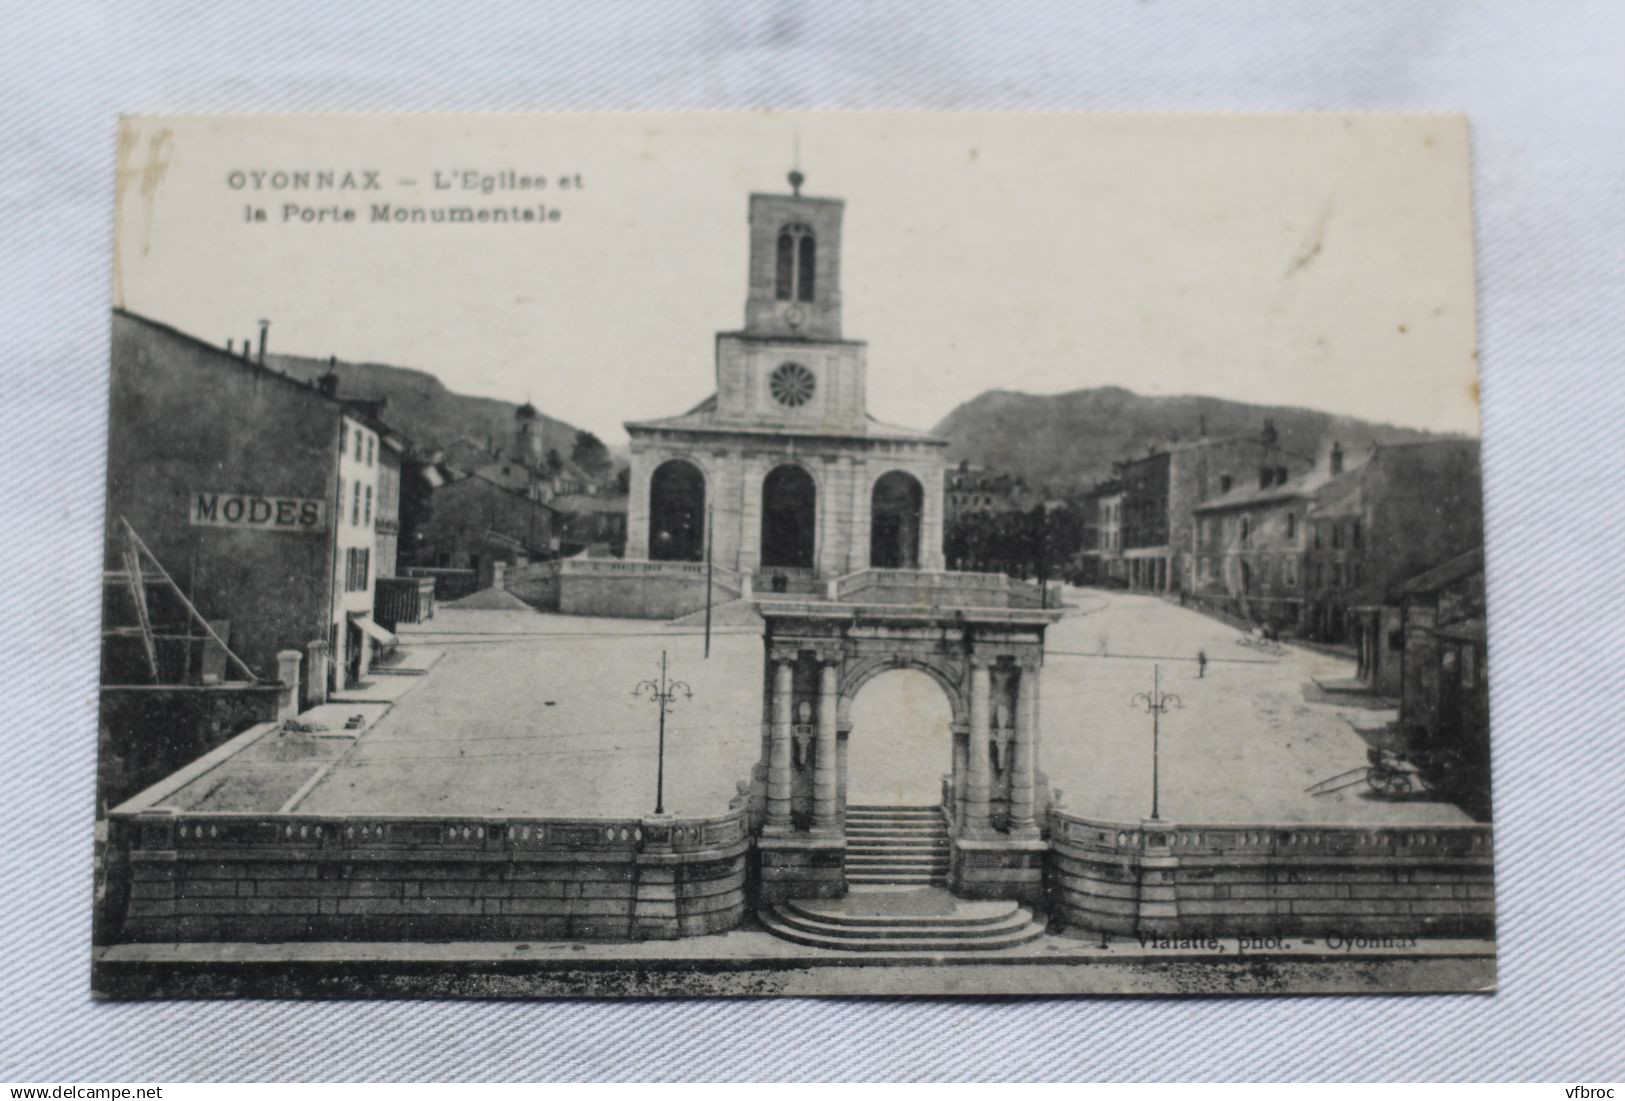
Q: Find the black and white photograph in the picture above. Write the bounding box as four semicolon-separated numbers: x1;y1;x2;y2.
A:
90;111;1496;999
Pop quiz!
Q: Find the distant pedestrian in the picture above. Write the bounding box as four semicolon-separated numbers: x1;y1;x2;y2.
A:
1197;649;1207;678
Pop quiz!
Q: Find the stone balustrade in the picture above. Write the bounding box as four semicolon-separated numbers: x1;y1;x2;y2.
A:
1049;808;1495;939
103;804;750;945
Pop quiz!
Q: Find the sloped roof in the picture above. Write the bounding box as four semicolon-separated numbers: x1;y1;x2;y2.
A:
1397;546;1485;596
626;392;944;444
1194;458;1361;514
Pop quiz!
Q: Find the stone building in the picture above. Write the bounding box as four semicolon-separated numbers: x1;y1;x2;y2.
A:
1074;478;1123;585
1188;444;1356;630
106;309;405;699
625;174;947;587
409;472;558;571
1118;422;1311;594
1303;439;1483;648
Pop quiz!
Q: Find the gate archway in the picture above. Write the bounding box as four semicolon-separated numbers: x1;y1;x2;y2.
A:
844;666;956;807
752;602;1063;906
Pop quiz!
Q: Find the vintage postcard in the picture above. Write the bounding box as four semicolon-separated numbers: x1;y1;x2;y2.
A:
93;112;1493;998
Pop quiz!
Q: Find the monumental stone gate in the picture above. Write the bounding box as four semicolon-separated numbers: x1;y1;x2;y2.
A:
752;600;1065;906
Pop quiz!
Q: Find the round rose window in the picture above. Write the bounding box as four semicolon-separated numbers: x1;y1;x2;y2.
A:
769;362;816;408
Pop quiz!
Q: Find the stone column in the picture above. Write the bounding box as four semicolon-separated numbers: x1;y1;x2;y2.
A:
1009;661;1039;836
964;657;992;835
811;658;840;833
765;656;795;832
276;650;302;721
920;464;947;571
625;451;651;560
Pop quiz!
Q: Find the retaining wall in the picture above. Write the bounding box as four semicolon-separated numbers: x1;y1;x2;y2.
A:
103;808;749;944
98;685;282;811
1050;812;1495;939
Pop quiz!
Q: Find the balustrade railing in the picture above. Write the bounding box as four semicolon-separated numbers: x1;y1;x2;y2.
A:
124;805;750;856
1049;809;1493;859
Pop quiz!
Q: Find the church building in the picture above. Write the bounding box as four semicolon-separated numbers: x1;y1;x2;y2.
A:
624;173;947;584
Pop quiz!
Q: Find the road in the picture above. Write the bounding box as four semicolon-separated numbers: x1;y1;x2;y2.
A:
298;589;1472;825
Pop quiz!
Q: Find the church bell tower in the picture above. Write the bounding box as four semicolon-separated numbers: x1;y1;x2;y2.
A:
715;172;867;432
742;170;845;341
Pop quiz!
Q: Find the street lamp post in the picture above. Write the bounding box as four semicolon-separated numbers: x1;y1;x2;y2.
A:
632;649;692;816
1130;663;1181;820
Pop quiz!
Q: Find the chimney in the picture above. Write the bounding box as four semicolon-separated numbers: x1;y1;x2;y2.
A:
257;319;269;366
1330;441;1344;475
226;338;234;354
242;336;252;360
318;355;340;399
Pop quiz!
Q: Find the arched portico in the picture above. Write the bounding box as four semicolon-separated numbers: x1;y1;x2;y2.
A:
753;601;1063;905
648;459;706;562
869;470;924;570
761;463;818;570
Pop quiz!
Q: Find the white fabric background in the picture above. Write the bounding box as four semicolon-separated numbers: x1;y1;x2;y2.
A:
2;0;1621;1082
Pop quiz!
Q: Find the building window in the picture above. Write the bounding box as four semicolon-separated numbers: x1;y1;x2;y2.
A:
1314;523;1323;550
1285;511;1297;540
365;485;373;525
775;223;816;302
352;481;361;525
354;427;363;461
345;546;371;592
1332;522;1343;550
1351;519;1363;549
366;435;374;466
1240;516;1250;546
1219;474;1232;493
1284;558;1298;588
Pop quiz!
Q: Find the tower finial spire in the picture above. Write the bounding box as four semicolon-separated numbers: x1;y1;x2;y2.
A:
789;128;803;195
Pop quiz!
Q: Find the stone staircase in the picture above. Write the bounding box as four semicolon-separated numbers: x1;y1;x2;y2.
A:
845;804;951;886
759;886;1047;952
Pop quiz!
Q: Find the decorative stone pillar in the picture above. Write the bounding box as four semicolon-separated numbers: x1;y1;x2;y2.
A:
964;657;992;836
1009;660;1039;836
275;650;302;721
765;656;795;833
811;657;840;834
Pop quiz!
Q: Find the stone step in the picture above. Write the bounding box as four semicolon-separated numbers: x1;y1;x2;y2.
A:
759;906;1046;952
846;811;942;820
784;895;1022;929
769;906;1037;942
847;853;950;867
848;805;942;814
847;841;949;854
845;821;947;832
846;872;946;886
846;827;947;838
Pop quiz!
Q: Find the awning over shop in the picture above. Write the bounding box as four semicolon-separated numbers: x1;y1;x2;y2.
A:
352;615;398;647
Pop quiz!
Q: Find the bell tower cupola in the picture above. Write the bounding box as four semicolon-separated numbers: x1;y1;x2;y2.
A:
743;171;844;341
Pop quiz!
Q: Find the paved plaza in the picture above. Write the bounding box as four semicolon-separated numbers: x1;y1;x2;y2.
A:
294;589;1472;825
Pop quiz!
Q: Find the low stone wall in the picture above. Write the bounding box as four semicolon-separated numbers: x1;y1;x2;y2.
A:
508;559;739;619
98;685;282;811
503;560;561;609
836;569;1052;609
1050;812;1495;939
103;808;749;944
403;567;478;602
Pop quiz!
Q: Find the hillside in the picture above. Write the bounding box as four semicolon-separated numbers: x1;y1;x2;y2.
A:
932;387;1454;492
265;352;588;462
